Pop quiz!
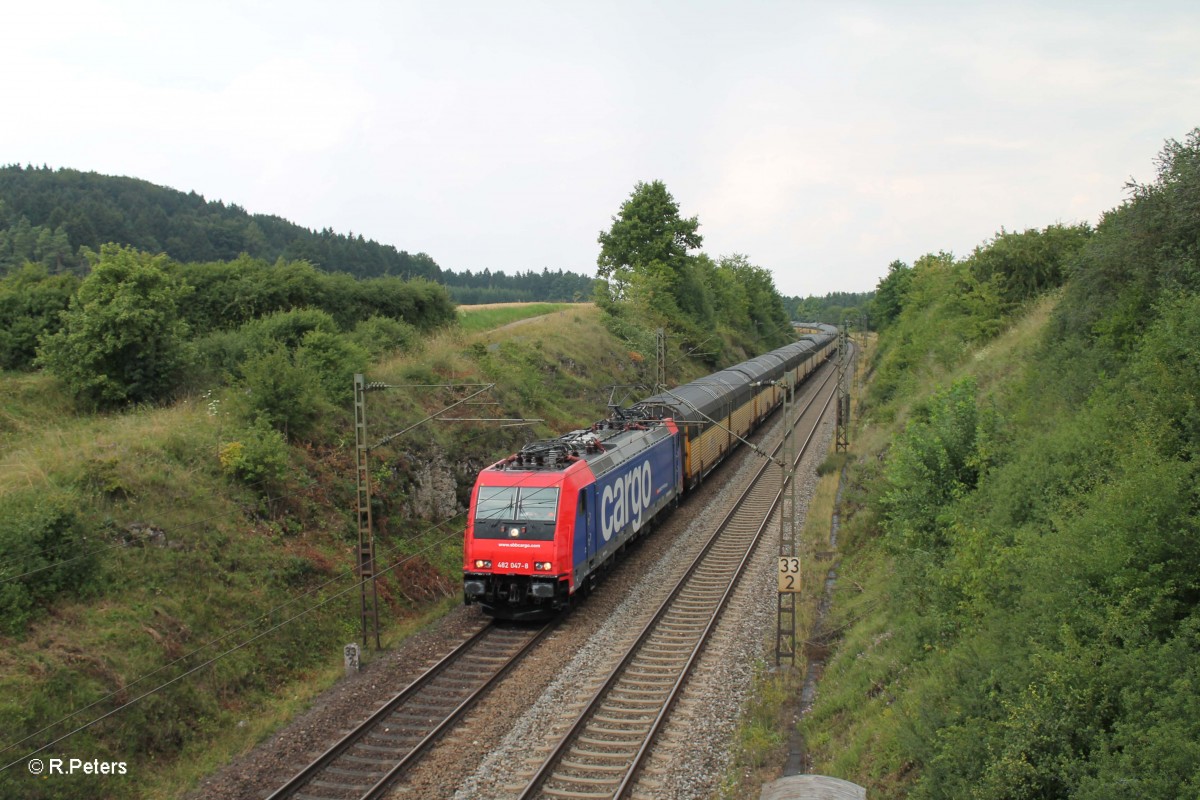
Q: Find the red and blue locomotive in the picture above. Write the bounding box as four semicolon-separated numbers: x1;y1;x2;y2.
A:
463;325;838;618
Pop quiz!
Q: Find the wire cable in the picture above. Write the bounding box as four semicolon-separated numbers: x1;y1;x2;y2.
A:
2;444;566;760
0;507;468;761
0;523;466;774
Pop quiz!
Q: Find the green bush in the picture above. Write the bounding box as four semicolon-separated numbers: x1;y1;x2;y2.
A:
240;307;339;351
37;244;193;409
350;314;420;358
234;346;327;440
191;326;252;385
0;263;78;370
218;421;290;493
173;257;457;333
1130;292;1200;459
881;377;996;555
295;330;370;403
968;224;1090;307
0;495;98;634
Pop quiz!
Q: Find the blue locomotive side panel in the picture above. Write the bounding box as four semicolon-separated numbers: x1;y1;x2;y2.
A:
580;432;680;575
571;484;596;579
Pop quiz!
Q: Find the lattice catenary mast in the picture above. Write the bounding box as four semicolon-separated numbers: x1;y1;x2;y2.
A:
835;325;851;453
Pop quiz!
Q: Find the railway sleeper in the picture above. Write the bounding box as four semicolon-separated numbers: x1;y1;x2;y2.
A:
594;707;658;719
578;734;641;747
561;759;629;773
338;754;394;766
583;724;646;737
353;742;412;755
611;687;667;698
366;731;423;745
311;778;374;791
542;788;616;800
551;773;624;786
322;766;375;778
609;698;666;708
572;746;632;760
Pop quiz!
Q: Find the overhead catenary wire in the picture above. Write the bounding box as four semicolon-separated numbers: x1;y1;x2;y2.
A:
0;520;469;774
0;508;468;761
2;449;576;769
2;370;658;770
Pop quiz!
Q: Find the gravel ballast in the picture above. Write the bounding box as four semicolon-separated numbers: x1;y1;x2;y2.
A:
193;375;837;800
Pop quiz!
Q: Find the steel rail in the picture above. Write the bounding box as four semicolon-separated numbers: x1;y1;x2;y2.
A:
267;620;554;800
614;377;835;798
517;363;838;800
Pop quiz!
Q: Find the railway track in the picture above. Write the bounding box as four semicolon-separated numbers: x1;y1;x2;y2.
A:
266;620;553;800
515;367;838;800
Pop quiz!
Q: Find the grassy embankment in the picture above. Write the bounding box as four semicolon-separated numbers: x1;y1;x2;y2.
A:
0;302;648;800
725;133;1200;800
803;295;1058;792
774;132;1199;800
722;293;1060;798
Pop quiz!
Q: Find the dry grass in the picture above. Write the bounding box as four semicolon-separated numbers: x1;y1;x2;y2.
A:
455;302;587;335
0;391;221;499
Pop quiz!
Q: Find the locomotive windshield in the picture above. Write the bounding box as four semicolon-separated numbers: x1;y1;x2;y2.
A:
473;485;560;539
516;488;559;521
475;486;517;522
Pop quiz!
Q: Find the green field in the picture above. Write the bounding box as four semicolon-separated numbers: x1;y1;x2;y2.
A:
456;302;577;334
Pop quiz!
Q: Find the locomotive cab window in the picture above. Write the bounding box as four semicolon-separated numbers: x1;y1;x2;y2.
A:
517;488;559;521
474;486;559;540
475;486;517;522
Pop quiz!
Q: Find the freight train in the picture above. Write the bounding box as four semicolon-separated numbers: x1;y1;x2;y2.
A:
462;325;839;619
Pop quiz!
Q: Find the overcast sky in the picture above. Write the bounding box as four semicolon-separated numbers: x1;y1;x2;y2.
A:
3;1;1197;296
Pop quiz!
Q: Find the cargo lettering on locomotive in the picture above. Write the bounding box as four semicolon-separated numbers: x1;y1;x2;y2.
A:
463;323;839;619
600;460;653;542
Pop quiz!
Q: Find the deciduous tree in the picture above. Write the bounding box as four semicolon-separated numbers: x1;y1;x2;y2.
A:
37;244;192;409
596;180;702;307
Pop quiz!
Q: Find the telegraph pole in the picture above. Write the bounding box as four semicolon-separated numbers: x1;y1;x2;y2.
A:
656;327;667;392
353;374;381;651
776;375;799;667
835;325;851;453
352;377;541;651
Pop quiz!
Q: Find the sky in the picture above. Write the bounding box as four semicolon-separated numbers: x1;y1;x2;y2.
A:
3;1;1198;297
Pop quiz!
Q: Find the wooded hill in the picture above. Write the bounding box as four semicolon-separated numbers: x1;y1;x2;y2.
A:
783;290;874;326
0;165;594;303
0;174;798;799
800;129;1200;797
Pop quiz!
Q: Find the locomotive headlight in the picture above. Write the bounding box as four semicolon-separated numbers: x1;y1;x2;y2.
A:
534;561;553;571
473;559;492;569
507;526;524;538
